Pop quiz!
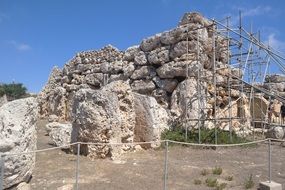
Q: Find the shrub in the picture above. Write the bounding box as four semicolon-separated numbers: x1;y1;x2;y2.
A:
194;179;202;185
205;178;218;187
0;83;27;100
216;182;227;190
201;169;209;176
244;174;254;189
212;166;223;175
225;175;233;181
161;126;248;144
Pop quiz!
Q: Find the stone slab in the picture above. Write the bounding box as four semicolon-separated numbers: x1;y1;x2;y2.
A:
259;181;282;190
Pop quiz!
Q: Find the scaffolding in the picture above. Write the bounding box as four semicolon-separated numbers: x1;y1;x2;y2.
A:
183;12;285;143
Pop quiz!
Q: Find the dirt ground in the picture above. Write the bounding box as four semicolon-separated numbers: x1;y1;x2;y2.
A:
29;120;285;190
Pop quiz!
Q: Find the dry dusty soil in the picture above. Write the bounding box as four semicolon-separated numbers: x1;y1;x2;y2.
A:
29;120;285;190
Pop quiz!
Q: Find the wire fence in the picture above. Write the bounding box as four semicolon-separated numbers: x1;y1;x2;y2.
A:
0;138;284;190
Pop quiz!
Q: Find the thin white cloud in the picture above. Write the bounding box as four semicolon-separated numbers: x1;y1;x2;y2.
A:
242;6;271;17
0;12;8;23
264;33;285;53
8;40;32;51
226;5;272;26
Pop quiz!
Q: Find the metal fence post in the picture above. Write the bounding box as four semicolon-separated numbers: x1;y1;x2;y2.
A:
163;141;169;190
268;139;272;183
0;154;4;190
75;143;80;190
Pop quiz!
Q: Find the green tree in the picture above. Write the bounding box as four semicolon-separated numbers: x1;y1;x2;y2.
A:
0;83;27;100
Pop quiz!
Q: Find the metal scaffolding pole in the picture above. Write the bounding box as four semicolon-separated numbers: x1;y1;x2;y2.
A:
212;20;218;144
197;29;202;144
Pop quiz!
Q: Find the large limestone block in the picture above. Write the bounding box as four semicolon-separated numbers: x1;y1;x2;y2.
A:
160;23;208;46
179;12;211;27
130;66;156;80
134;93;170;148
152;77;178;93
44;87;67;121
72;81;135;159
47;122;72;148
131;80;156;94
171;79;207;127
134;51;148;66
0;97;38;189
140;34;161;52
148;47;170;65
123;45;140;61
170;41;197;59
156;61;187;78
250;95;269;121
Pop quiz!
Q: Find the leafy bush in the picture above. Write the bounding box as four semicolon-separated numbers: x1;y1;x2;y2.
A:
205;178;218;187
194;179;202;185
212;166;223;175
161;126;248;144
0;83;27;100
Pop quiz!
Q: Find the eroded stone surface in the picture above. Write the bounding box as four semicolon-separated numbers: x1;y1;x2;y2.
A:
0;97;38;189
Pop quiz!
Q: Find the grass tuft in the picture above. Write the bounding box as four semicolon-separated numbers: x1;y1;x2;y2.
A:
225;175;233;181
201;169;209;176
244;174;254;189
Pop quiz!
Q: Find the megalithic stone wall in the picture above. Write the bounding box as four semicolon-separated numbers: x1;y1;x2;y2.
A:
38;12;253;157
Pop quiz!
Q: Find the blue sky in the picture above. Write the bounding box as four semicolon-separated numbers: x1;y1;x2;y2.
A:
0;0;285;93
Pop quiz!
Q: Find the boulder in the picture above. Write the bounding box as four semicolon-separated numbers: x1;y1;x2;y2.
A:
131;80;156;94
156;61;187;78
152;77;178;93
134;51;148;66
134;93;170;148
140;34;161;52
265;74;285;83
0;97;38;189
84;73;104;87
179;12;211;27
122;62;135;78
71;81;135;159
148;47;170;65
130;66;156;80
170;41;197;59
123;45;140;61
267;127;284;139
48;122;72;148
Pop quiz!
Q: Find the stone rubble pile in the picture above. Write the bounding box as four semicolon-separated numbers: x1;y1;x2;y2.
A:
38;12;252;158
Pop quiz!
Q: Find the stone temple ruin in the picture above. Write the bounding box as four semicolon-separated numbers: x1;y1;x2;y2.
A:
1;12;285;189
37;12;285;158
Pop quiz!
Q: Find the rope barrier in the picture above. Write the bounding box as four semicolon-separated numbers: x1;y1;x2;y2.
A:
2;138;283;157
